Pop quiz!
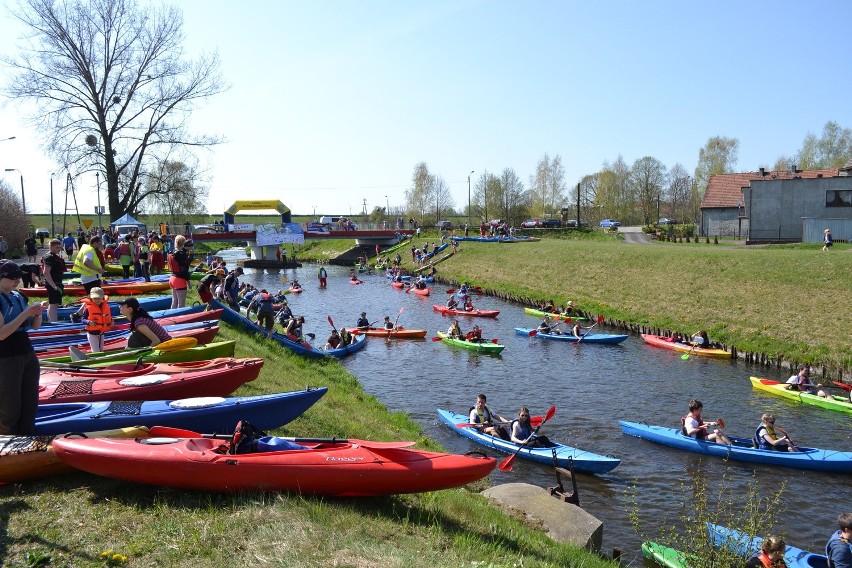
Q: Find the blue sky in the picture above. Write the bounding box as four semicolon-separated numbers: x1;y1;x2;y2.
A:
2;0;851;218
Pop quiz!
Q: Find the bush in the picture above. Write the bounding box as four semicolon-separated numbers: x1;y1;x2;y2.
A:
0;181;28;257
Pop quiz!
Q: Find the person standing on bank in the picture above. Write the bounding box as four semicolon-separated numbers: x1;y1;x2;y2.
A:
823;228;833;252
42;239;65;322
0;261;45;435
167;236;193;309
72;235;105;294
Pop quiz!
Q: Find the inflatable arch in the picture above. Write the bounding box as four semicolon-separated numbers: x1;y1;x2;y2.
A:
223;200;292;225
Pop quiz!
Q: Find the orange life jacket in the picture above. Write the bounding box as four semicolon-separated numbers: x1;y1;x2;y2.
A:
80;296;113;333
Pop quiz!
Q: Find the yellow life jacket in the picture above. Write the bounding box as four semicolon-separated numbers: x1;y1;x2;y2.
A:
72;244;103;277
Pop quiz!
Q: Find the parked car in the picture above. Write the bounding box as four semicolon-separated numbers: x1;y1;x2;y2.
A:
436;221;453;230
542;219;561;228
599;219;621;228
521;218;542;228
658;218;678;225
566;220;589;228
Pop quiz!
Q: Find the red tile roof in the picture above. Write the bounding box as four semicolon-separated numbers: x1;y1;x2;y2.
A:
702;169;838;208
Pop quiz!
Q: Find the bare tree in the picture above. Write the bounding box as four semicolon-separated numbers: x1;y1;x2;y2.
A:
433;175;454;223
498;168;526;225
0;181;28;256
3;0;225;221
528;153;567;219
667;163;691;223
142;160;209;226
404;162;434;223
630;156;667;225
694;136;739;194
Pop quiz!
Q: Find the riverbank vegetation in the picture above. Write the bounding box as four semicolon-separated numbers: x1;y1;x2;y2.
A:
4;323;616;567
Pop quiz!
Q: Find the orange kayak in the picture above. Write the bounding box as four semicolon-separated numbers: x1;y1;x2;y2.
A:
20;280;171;297
351;327;427;339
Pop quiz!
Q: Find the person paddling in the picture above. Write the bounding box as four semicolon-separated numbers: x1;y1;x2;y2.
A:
754;413;797;452
446;296;459;310
447;320;463;339
356;312;370;329
682;399;731;445
510;406;551;447
469;394;509;439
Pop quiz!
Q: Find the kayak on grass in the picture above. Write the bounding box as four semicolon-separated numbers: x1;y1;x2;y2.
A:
708;523;827;568
47;294;172;322
34;388;325;435
0;426;151;484
32;320;219;350
52;428;496;495
31;305;217;337
38;357;263;404
619;420;852;472
514;327;628;345
20;279;171;298
40;340;236;368
437;409;620;474
40;357;261;382
749;376;852;414
435;331;504;354
432;304;500;318
523;307;588;321
351;327;427;339
640;334;731;359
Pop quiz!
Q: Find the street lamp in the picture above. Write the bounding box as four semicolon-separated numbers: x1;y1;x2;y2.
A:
95;172;103;229
0;136;15;143
467;170;474;228
385;195;389;215
4;168;25;214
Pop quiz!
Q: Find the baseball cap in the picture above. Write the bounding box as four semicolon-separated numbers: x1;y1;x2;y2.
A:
89;287;105;299
0;260;23;279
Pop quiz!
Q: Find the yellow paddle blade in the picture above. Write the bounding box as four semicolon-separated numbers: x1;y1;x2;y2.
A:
155;337;198;352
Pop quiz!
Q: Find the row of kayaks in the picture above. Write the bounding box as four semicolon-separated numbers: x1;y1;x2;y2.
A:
643;523;829;568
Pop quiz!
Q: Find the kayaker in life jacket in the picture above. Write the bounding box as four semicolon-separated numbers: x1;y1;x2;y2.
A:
356;312;370;329
562;301;576;315
72;287;113;353
383;316;394;330
537;318;555;334
540;299;555;313
284;315;305;340
682;399;731;445
247;289;276;337
339;328;352;346
447;320;462;339
825;513;852;568
469;394;509;439
785;366;831;398
510;406;551;448
463;297;475;311
753;413;795;452
446;296;459;310
464;325;483;342
745;535;787;568
324;329;341;350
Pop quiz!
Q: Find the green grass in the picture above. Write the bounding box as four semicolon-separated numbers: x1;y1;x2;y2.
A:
4;318;615;567
423;236;851;373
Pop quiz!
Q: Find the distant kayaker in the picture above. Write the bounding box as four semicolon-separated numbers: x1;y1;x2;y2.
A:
561;301;577;315
785;366;830;398
356;312;370;329
446;296;459;310
744;535;787;568
690;330;710;348
469;394;509;439
682;399;731;445
464;325;483;342
825;512;852;567
383;316;394;330
540;299;556;313
447;320;463;338
510;406;551;448
753;413;796;452
324;329;340;350
537;318;555;334
463;297;475;311
317;266;328;288
119;297;172;349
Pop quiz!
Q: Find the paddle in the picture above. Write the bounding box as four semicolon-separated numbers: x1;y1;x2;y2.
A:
149;426;416;448
774;426;801;452
327;315;337;334
456;416;543;429
526;329;538;337
498;405;556;472
431;336;444;342
681;344;698;360
386;307;404;342
576;315;605;344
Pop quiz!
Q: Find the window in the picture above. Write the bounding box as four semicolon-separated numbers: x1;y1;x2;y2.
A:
826;190;852;207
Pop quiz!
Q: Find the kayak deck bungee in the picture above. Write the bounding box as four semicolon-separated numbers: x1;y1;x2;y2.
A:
52;429;497;495
38;357;263;404
435;331;504;354
514;327;628;345
620;420;852;472
34;388;325;435
432;305;500;318
749;376;852;414
640;334;730;359
523;307;587;321
438;409;620;474
47;294;172;322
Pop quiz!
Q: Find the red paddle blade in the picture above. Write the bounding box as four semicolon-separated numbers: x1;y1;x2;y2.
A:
717;418;726;429
498;453;517;472
528;330;538;336
543;405;556;423
446;289;455;294
597;315;605;324
565;317;572;323
431;336;443;342
491;338;499;344
327;315;335;327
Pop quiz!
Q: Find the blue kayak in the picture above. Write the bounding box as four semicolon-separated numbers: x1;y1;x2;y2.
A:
211;299;366;359
437;409;620;474
514;327;628;344
49;295;172;322
620;421;852;473
34;388;327;436
708;523;827;568
31;321;218;351
33;304;206;334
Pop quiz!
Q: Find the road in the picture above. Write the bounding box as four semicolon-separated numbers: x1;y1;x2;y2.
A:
616;226;653;244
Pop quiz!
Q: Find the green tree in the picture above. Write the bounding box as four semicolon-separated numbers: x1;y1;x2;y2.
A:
529;153;567;219
694;136;740;195
795;121;852;169
404;162;434;223
497;167;527;226
0;181;28;255
667;163;691;224
3;0;225;222
630;156;667;225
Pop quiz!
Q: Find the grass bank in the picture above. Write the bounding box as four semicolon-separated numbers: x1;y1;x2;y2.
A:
425;234;851;374
3;323;615;568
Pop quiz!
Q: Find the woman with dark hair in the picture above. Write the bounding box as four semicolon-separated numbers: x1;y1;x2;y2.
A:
118;297;172;348
510;406;551;447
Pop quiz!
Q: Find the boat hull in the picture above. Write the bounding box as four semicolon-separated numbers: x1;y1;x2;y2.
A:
514;327;628;344
750;377;852;414
351;328;426;339
432;305;500;318
436;331;504;353
523;307;587;321
438;409;620;474
620;420;852;472
41;340;237;367
640;334;730;359
708;523;828;568
52;432;496;495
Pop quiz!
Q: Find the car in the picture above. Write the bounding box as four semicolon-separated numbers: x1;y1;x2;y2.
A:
35;228;50;238
436;221;453;230
521;218;542;228
566;220;589;228
599;219;621;228
541;219;561;228
658;218;679;225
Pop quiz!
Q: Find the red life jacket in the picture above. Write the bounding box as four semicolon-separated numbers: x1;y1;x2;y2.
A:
167;253;181;274
80;297;113;333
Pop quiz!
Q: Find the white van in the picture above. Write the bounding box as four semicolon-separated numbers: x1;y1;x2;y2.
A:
319;216;341;225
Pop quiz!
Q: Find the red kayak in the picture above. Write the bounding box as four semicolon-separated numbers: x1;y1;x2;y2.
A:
288;286;303;294
407;286;431;297
52;428;496;495
30;309;223;338
35;324;220;359
39;358;263;403
432;305;500;318
349;279;364;285
20;280;171;297
390;281;405;289
40;357;261;383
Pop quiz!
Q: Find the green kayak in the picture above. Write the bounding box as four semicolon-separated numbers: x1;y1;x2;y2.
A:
523;307;587;321
41;340;236;367
436;331;504;354
641;541;689;568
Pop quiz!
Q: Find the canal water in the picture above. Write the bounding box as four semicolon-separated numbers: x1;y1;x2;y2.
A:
229;256;852;563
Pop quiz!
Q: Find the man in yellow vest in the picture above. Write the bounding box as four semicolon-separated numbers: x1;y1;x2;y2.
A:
73;235;105;294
